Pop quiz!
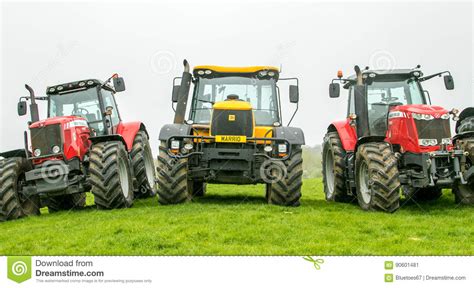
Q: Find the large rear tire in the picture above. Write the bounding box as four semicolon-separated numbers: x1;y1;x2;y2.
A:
322;132;353;202
156;141;190;205
89;141;134;209
266;146;303;207
355;142;400;213
47;193;86;213
0;157;40;221
130;131;157;198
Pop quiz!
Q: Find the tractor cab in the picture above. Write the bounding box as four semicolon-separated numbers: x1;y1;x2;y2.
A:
44;76;126;136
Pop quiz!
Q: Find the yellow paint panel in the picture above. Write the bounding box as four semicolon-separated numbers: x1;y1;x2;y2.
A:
213;101;252;110
194;65;279;74
216;135;247;143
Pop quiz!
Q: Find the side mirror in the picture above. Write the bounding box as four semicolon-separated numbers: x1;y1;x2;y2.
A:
444;75;454;90
329;83;340;98
172;85;180;103
113;77;126;92
289;85;299;103
18;101;27;116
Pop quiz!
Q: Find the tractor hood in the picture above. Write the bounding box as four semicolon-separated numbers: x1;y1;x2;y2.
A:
29;115;88;129
391;104;449;116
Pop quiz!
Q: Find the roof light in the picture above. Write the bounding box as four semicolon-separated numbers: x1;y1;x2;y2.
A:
413;71;420;77
87;80;94;85
205;70;212;75
268;71;275;77
57;86;64;91
49;87;56;93
369;73;376;78
259;71;268;77
79;82;85;87
197;70;205;75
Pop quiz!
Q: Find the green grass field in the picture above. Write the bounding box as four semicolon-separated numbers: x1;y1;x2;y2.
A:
0;178;472;256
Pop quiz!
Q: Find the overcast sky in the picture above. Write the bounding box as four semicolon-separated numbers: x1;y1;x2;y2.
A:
1;1;473;153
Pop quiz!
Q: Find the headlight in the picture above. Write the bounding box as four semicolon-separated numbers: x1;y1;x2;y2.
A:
33;148;41;157
184;143;193;151
440;113;450;120
441;138;452;145
278;144;287;153
419;139;438;146
170;140;180;150
412;113;434;120
52;145;61;154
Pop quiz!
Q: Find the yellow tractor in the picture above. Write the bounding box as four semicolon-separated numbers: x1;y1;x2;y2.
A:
156;60;304;206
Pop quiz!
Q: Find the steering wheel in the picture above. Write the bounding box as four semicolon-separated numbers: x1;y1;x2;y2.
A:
72;107;90;117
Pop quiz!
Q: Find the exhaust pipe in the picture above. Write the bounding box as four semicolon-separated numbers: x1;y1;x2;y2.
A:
353;66;369;137
25;84;40;123
173;60;192;124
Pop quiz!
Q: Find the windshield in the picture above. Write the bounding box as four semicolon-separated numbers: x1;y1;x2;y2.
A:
190;77;280;125
49;87;105;133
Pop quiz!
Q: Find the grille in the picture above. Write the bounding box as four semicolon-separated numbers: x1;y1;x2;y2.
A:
30;124;62;155
414;118;451;143
210;109;253;137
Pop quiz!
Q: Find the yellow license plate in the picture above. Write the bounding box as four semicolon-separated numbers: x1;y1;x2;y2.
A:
215;135;247;143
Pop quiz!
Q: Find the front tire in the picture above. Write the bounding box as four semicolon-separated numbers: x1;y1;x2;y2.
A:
89;141;134;209
266;146;303;207
458;116;474;133
453;182;474;205
130;131;157;198
156;141;190;205
0;157;40;221
322;132;353;202
355;143;400;213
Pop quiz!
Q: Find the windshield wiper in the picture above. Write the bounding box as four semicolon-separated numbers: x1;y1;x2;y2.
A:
197;99;215;105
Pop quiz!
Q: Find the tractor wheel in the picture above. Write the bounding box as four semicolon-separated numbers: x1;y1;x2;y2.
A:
407;187;443;202
458;116;474;133
47;193;86;213
89;141;134;209
156;141;190;205
322;132;353;202
453;182;474;205
130;131;157;198
266;145;303;207
190;181;207;197
0;157;40;221
355;142;400;213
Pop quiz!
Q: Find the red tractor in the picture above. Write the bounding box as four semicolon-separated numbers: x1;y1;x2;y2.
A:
0;75;156;221
323;65;474;212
